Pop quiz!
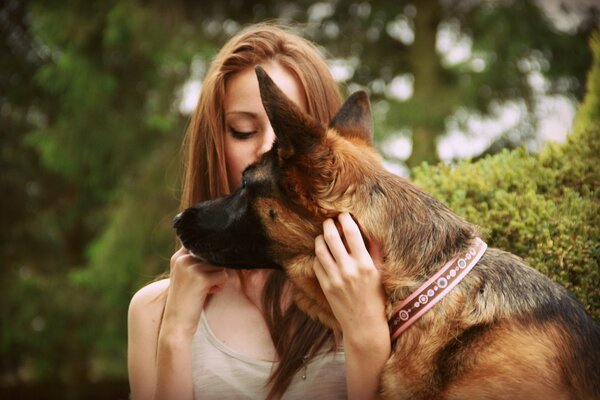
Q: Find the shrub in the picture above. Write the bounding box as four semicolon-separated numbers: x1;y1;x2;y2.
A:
413;32;600;321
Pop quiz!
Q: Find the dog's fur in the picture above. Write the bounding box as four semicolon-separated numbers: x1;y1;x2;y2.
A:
174;66;600;399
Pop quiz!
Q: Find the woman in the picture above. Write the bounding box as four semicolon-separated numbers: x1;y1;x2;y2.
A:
128;23;390;400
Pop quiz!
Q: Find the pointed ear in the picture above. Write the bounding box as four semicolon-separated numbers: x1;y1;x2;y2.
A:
328;91;373;145
256;66;325;160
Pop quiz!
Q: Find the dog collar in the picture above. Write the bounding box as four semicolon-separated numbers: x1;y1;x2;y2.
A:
388;237;487;341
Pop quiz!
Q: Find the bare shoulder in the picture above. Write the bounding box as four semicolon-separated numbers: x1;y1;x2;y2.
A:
128;278;170;327
131;278;170;304
128;279;170;398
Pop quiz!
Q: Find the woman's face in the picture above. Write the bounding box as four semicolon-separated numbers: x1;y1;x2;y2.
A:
223;61;308;189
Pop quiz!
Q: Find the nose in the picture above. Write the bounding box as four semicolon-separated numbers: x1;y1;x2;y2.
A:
257;125;276;156
173;211;183;227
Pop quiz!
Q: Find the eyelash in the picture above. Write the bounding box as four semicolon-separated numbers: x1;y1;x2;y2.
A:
229;127;257;140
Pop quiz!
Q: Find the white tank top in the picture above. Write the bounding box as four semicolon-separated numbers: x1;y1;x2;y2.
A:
192;313;347;399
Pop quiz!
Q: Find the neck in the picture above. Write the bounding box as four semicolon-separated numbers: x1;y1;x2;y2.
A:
372;173;478;304
231;270;271;309
388;237;487;341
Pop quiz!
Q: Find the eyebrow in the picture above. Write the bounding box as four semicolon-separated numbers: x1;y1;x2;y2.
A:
225;111;259;118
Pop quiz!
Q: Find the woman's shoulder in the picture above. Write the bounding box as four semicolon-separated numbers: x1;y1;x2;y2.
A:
128;278;170;322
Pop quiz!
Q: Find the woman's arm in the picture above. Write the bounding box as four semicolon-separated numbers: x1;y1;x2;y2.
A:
128;279;169;400
127;248;229;400
313;212;391;400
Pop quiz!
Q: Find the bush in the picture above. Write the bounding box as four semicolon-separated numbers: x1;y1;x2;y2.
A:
413;32;600;321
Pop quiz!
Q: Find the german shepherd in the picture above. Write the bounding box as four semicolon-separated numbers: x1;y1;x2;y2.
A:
174;66;600;399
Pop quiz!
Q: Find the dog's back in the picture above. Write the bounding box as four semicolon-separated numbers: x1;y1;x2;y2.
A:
474;250;600;399
385;248;600;400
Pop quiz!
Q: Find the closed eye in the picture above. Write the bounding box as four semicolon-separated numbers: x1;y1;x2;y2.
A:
229;127;257;140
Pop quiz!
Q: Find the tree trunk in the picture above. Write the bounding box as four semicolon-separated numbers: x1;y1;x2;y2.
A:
407;0;442;168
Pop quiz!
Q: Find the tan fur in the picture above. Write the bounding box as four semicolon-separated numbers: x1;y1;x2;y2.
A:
246;104;598;397
176;69;600;399
248;123;596;398
444;323;570;400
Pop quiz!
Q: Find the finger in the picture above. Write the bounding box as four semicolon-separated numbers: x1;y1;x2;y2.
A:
322;218;351;265
181;263;229;294
312;255;343;295
338;213;368;256
339;213;378;269
186;257;227;273
312;256;327;286
172;252;222;278
315;234;340;280
204;268;229;293
170;248;187;273
177;246;188;255
170;246;188;266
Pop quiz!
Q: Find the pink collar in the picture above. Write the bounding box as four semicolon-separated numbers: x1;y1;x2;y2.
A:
388;237;487;341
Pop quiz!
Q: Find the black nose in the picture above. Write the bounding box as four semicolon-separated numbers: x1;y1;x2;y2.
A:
173;211;183;227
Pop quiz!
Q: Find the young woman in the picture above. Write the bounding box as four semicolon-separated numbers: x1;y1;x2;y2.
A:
127;23;391;400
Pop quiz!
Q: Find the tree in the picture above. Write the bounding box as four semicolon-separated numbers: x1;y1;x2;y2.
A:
0;0;596;397
1;0;208;396
307;0;597;167
413;30;600;320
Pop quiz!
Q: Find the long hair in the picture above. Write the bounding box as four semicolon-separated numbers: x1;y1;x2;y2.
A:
179;23;343;398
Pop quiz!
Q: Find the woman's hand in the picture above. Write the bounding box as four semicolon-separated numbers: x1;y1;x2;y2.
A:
313;212;387;336
313;212;390;400
162;247;229;339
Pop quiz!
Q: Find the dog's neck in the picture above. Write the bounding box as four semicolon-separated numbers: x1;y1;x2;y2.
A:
367;173;479;306
387;237;487;340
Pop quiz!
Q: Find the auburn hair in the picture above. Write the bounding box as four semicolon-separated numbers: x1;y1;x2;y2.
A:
179;23;343;398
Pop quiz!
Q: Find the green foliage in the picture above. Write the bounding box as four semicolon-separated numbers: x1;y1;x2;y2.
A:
314;0;595;166
573;32;600;134
70;142;181;378
413;32;600;320
1;0;207;391
1;0;598;396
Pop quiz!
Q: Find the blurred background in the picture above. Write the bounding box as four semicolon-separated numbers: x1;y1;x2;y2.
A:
1;0;598;398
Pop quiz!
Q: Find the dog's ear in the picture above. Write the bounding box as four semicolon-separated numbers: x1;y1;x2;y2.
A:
256;66;325;160
328;91;373;145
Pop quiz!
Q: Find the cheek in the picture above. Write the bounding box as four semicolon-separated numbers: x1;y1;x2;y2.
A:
225;152;242;189
225;140;252;189
227;166;241;189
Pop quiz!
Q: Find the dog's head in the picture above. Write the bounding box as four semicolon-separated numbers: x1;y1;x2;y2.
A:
174;66;390;326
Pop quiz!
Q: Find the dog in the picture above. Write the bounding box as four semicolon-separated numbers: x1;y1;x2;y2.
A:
174;66;600;399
